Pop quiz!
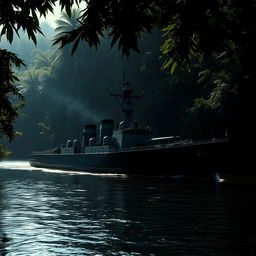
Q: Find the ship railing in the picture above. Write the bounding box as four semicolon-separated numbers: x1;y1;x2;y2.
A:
31;137;228;155
108;144;166;153
172;137;229;146
31;150;58;155
107;137;229;153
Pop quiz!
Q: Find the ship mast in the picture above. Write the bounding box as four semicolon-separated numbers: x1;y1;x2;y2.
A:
110;81;143;129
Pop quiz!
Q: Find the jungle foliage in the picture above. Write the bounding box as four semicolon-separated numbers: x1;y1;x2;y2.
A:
0;50;24;142
52;0;256;141
1;0;256;157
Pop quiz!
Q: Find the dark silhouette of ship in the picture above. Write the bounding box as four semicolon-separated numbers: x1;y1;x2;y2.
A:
29;81;228;176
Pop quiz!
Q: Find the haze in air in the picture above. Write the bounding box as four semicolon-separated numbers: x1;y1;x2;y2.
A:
2;9;207;159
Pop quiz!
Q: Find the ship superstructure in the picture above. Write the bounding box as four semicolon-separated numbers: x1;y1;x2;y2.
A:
58;81;154;155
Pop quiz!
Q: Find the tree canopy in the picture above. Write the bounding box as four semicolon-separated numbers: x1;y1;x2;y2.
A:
1;0;255;73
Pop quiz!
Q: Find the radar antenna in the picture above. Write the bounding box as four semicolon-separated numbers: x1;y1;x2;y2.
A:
110;80;143;128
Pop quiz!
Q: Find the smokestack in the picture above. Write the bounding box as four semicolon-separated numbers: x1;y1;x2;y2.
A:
99;119;114;145
81;124;97;151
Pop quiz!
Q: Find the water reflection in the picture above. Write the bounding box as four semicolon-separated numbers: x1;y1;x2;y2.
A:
0;161;256;255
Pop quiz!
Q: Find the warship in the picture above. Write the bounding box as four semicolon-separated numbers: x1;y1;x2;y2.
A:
29;81;228;176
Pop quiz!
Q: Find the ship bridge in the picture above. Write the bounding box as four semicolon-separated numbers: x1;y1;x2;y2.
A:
110;81;153;148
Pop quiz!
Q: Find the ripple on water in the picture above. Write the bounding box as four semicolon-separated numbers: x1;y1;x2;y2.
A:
1;161;256;256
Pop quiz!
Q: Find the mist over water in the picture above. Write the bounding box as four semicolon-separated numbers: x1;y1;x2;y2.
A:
1;161;256;256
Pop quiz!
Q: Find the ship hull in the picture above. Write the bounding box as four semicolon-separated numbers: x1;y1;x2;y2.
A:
29;139;229;177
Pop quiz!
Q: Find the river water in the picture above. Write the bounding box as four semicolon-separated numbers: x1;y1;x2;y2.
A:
0;161;255;256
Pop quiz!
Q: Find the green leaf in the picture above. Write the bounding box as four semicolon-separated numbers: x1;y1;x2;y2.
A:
171;61;177;74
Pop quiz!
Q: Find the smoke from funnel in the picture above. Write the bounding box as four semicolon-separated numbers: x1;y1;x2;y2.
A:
44;86;101;122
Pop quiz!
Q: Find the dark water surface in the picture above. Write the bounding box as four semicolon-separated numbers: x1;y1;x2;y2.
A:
0;161;256;256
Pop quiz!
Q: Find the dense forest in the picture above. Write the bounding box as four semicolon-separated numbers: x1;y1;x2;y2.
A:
1;1;255;159
2;16;210;158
